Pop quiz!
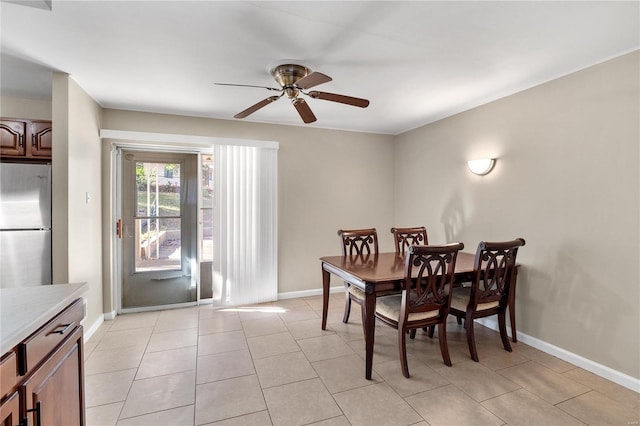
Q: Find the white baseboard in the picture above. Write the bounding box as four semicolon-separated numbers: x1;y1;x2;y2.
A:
275;290;639;392
277;286;345;300
104;310;116;320
476;318;640;393
83;314;105;342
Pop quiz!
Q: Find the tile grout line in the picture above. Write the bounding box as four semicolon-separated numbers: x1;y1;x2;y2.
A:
238;309;274;426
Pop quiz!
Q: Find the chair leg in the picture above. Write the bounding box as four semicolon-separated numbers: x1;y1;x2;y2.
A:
456;316;462;325
427;325;435;338
498;311;513;353
465;313;479;362
438;322;452;366
342;291;351;323
399;326;410;378
409;329;416;339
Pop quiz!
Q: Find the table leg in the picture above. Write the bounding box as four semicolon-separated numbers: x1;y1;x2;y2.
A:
322;266;330;330
364;289;376;380
509;268;518;342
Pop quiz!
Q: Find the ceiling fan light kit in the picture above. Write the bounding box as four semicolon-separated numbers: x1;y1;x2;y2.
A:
216;63;369;124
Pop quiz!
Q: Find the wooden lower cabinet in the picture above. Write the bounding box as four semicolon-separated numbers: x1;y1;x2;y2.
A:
0;298;85;426
21;326;84;426
0;391;19;426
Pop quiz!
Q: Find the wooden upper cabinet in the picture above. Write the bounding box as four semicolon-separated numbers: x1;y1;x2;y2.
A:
0;118;27;157
0;118;52;160
30;120;53;158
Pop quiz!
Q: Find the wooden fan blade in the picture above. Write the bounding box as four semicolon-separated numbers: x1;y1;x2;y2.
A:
308;91;369;108
234;96;280;119
216;83;282;92
292;98;317;123
295;72;332;90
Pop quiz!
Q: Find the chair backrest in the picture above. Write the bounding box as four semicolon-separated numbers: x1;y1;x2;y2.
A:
391;227;428;255
338;228;379;256
402;242;464;320
470;238;526;310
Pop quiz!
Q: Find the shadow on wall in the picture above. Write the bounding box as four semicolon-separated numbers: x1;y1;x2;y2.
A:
522;243;632;370
440;190;466;243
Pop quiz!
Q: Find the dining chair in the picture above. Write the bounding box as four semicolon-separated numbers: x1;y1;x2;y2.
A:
390;227;428;255
449;238;526;362
390;227;429;339
374;242;464;378
337;228;379;325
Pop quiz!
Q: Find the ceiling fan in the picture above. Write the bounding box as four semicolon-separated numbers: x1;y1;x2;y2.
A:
215;64;370;124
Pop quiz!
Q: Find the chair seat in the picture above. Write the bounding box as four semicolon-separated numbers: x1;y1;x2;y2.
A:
347;285;366;299
375;294;439;322
451;287;499;312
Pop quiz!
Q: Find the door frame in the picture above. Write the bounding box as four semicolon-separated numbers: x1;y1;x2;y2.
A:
102;129;277;317
111;143;213;314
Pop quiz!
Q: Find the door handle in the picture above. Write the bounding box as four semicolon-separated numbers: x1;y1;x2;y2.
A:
26;401;41;426
48;322;74;335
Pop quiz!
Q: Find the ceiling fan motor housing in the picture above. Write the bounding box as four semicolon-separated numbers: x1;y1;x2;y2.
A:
271;64;309;98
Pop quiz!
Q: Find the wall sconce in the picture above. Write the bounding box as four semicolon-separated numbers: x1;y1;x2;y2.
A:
467;158;496;176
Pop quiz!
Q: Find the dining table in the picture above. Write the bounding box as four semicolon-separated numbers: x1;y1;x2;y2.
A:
320;251;519;379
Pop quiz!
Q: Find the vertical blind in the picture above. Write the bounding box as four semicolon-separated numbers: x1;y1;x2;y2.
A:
212;143;278;306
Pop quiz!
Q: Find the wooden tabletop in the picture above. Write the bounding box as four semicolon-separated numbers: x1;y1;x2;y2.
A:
320;251;476;282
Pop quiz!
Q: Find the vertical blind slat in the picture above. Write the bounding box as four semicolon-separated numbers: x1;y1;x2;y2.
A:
213;144;278;306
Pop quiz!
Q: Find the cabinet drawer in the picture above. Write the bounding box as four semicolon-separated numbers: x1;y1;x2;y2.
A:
18;298;84;374
0;351;17;395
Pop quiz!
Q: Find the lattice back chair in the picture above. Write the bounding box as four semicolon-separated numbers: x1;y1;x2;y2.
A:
391;227;428;256
449;238;525;362
337;228;379;326
391;227;430;339
375;242;464;377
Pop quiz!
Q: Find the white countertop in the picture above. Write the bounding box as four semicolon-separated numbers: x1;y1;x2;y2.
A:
0;283;88;353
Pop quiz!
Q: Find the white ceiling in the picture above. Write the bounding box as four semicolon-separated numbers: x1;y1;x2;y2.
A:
1;1;638;135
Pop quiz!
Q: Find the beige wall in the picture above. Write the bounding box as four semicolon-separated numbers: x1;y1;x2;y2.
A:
5;51;637;383
101;111;396;302
0;96;52;120
52;74;104;331
393;51;640;379
52;74;69;284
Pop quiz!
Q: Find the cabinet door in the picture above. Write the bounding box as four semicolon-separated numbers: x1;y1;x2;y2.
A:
0;391;20;426
29;121;52;158
21;326;84;426
0;119;27;157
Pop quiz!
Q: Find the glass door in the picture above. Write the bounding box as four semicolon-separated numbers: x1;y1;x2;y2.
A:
121;150;198;309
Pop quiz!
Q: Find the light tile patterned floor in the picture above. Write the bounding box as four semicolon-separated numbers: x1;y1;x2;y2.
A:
84;294;640;426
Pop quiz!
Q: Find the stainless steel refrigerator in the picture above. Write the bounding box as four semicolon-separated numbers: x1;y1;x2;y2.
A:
0;162;52;288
